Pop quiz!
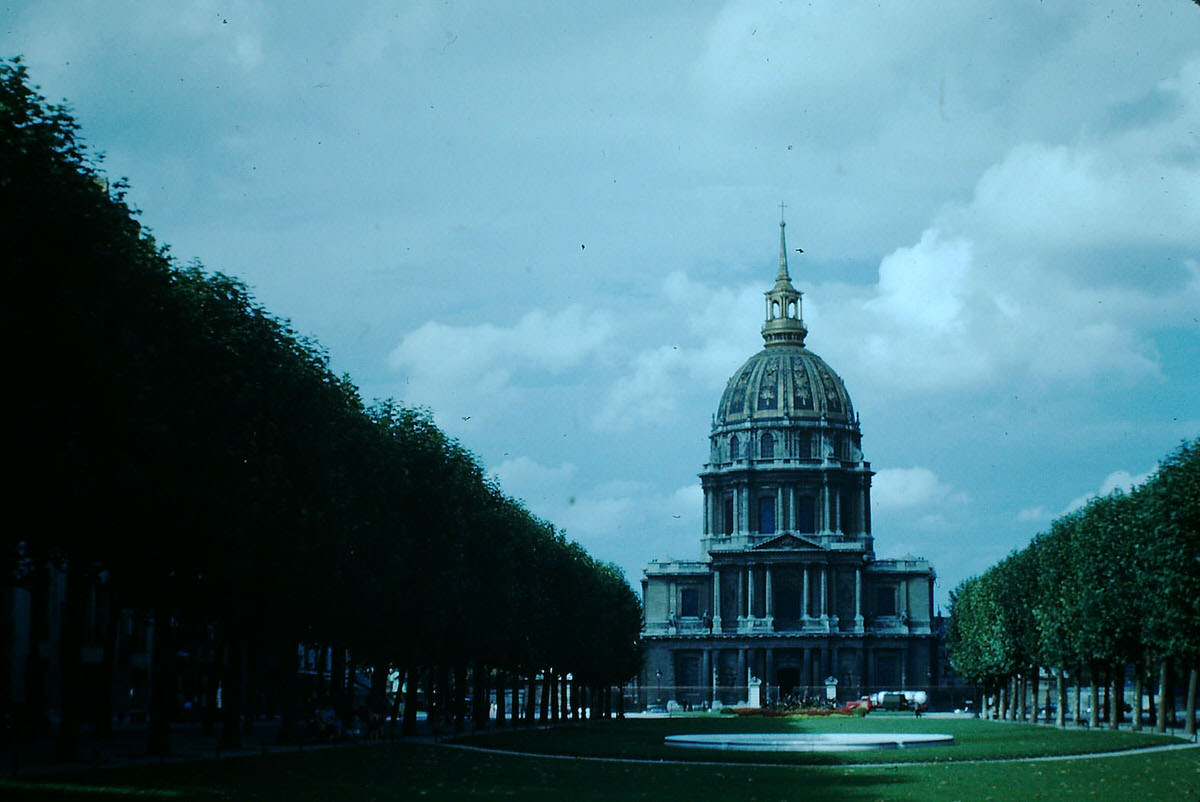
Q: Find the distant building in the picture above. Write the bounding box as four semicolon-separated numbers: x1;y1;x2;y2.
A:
640;218;943;709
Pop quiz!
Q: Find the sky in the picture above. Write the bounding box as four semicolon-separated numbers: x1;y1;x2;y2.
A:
6;1;1199;609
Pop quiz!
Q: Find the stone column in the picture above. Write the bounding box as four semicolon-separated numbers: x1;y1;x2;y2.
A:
789;485;796;532
801;563;810;620
712;569;722;631
741;485;750;533
701;650;711;707
854;567;864;631
819;565;829;626
703;489;711;535
856;481;867;537
764;565;774;629
775;489;783;535
737;649;747;700
822;480;831;533
746;565;755;619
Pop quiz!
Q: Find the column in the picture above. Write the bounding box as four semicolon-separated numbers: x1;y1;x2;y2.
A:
734;485;744;535
701;650;711;707
703;489;711;535
854;568;864;631
764;565;774;629
857;482;867;538
775;489;783;535
819;565;829;625
789;486;796;532
746;565;755;619
712;569;722;631
899;578;909;630
821;480;831;533
801;563;809;620
737;649;747;700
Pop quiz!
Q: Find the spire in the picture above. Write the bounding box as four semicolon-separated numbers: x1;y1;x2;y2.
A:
761;205;807;347
777;205;791;282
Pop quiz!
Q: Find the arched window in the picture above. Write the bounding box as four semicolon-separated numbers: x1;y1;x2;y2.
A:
729;435;740;461
760;432;775;459
787;300;796;318
771;300;780;318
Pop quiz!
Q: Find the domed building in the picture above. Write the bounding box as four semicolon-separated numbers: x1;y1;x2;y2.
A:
640;218;938;709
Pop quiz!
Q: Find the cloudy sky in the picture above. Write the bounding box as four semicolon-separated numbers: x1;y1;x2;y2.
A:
8;1;1198;608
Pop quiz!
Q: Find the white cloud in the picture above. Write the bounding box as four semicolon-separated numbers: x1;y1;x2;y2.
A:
1017;506;1052;523
596;272;760;431
872;467;966;512
490;456;576;506
387;305;614;422
1062;468;1156;515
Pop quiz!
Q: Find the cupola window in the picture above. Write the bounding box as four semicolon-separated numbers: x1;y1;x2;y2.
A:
729;435;740;461
760;432;775;459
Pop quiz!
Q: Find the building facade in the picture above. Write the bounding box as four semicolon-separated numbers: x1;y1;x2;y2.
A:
641;219;939;709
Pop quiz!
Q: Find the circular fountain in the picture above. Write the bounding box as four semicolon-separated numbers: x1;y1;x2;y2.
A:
664;732;954;752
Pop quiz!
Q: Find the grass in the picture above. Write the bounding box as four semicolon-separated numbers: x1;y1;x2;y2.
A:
453;713;1179;765
1;718;1195;801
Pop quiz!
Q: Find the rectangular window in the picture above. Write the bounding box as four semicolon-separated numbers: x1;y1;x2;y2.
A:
796;495;815;533
680;587;699;617
875;585;896;616
758;496;776;534
723;496;734;535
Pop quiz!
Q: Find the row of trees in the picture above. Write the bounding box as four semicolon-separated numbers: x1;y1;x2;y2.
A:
2;58;642;759
946;440;1198;734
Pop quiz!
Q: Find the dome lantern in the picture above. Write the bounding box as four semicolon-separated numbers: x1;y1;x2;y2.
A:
762;209;807;347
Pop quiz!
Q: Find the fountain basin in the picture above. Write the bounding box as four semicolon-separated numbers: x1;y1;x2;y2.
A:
664;732;954;752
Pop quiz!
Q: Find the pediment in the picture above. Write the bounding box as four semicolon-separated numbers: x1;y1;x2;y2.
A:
753;533;822;551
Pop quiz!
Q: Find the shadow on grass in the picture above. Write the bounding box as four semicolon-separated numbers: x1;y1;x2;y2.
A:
0;742;916;802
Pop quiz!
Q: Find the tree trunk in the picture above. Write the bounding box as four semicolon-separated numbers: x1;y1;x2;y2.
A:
220;633;244;750
1133;667;1144;732
147;603;174;757
370;658;389;717
345;652;358;718
549;670;559;722
93;590;122;738
453;663;467;733
202;645;220;737
55;559;86;762
539;670;551;723
1088;664;1100;729
278;641;301;744
1156;658;1170;733
472;663;488;729
402;665;419;736
530;672;540;725
1031;671;1040;724
618;684;626;719
1185;662;1197;737
331;646;346;722
243;637;259;735
1109;665;1122;730
1055;667;1066;728
1073;676;1082;727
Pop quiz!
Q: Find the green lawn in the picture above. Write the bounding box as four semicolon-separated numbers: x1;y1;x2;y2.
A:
1;719;1196;801
454;713;1179;765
